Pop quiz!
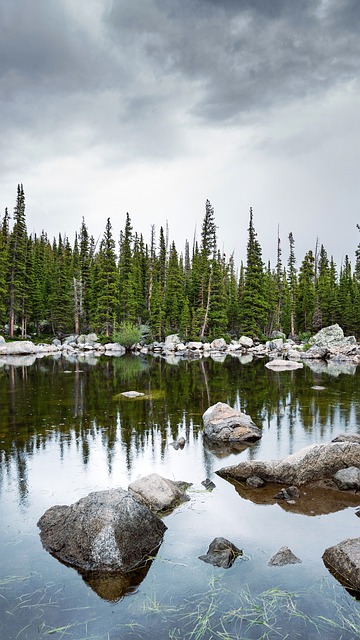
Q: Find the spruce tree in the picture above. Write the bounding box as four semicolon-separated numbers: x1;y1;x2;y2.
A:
93;218;118;336
0;209;10;327
164;241;183;333
208;251;228;338
287;232;297;338
8;185;28;337
48;234;73;335
118;212;134;322
240;208;267;337
296;250;315;333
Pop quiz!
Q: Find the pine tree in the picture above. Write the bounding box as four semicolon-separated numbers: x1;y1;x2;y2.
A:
30;233;48;335
297;250;315;333
164;241;183;333
208;251;228;338
274;228;284;332
0;209;10;327
199;200;217;338
338;256;355;334
287;232;297;338
78;217;92;330
93;219;118;336
8;185;28;337
240;208;267;337
48;234;73;335
226;253;239;336
118;212;134;321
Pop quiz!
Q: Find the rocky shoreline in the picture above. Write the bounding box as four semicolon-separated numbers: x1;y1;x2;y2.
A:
1;324;360;368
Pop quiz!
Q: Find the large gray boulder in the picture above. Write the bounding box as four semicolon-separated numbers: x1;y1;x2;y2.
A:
37;488;167;573
304;324;357;358
323;537;360;591
216;441;360;485
128;473;191;512
203;402;261;443
309;324;345;348
0;340;38;355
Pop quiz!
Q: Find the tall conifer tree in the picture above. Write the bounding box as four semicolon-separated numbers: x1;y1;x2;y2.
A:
8;185;27;337
240;208;267;337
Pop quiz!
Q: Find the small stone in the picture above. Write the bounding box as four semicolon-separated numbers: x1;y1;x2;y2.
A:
199;537;242;568
201;478;216;491
121;391;145;398
268;546;302;566
246;475;265;488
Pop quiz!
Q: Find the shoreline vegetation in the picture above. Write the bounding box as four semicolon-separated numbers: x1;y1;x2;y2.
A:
1;185;360;345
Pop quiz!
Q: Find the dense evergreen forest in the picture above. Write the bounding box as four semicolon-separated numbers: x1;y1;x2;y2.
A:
1;184;359;342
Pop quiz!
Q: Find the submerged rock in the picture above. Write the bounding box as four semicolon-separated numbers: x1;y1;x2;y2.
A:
201;478;216;491
246;475;265;488
128;473;191;513
169;436;186;450
37;488;167;573
199;537;242;568
120;391;145;398
202;402;261;443
265;359;303;371
216;441;360;486
323;537;360;592
268;546;302;566
273;486;300;501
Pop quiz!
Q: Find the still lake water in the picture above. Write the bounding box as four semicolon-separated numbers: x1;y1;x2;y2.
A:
0;352;359;639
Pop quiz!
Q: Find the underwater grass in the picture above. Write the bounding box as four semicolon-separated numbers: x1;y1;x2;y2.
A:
2;574;359;640
138;576;360;640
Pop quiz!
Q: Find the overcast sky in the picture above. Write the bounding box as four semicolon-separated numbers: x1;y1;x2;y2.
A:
1;0;360;269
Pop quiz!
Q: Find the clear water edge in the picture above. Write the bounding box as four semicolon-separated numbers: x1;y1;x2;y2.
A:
0;353;359;639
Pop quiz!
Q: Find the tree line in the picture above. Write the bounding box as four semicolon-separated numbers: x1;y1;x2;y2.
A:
1;184;359;341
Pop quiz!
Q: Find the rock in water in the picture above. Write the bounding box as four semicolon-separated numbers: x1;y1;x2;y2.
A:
128;473;191;513
216;441;360;486
199;537;242;568
323;537;360;592
37;488;167;573
202;402;261;443
268;546;302;566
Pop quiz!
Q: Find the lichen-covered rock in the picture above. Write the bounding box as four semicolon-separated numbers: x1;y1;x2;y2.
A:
37;488;167;573
202;402;261;443
323;537;360;591
128;473;191;512
216;441;360;486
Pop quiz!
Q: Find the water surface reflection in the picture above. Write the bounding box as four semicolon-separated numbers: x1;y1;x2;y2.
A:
0;354;359;638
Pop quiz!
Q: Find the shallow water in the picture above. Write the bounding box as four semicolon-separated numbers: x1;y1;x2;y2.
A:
0;353;359;639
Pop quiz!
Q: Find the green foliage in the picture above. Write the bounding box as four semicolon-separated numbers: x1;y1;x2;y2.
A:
240;208;268;337
113;322;142;348
2;186;360;340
